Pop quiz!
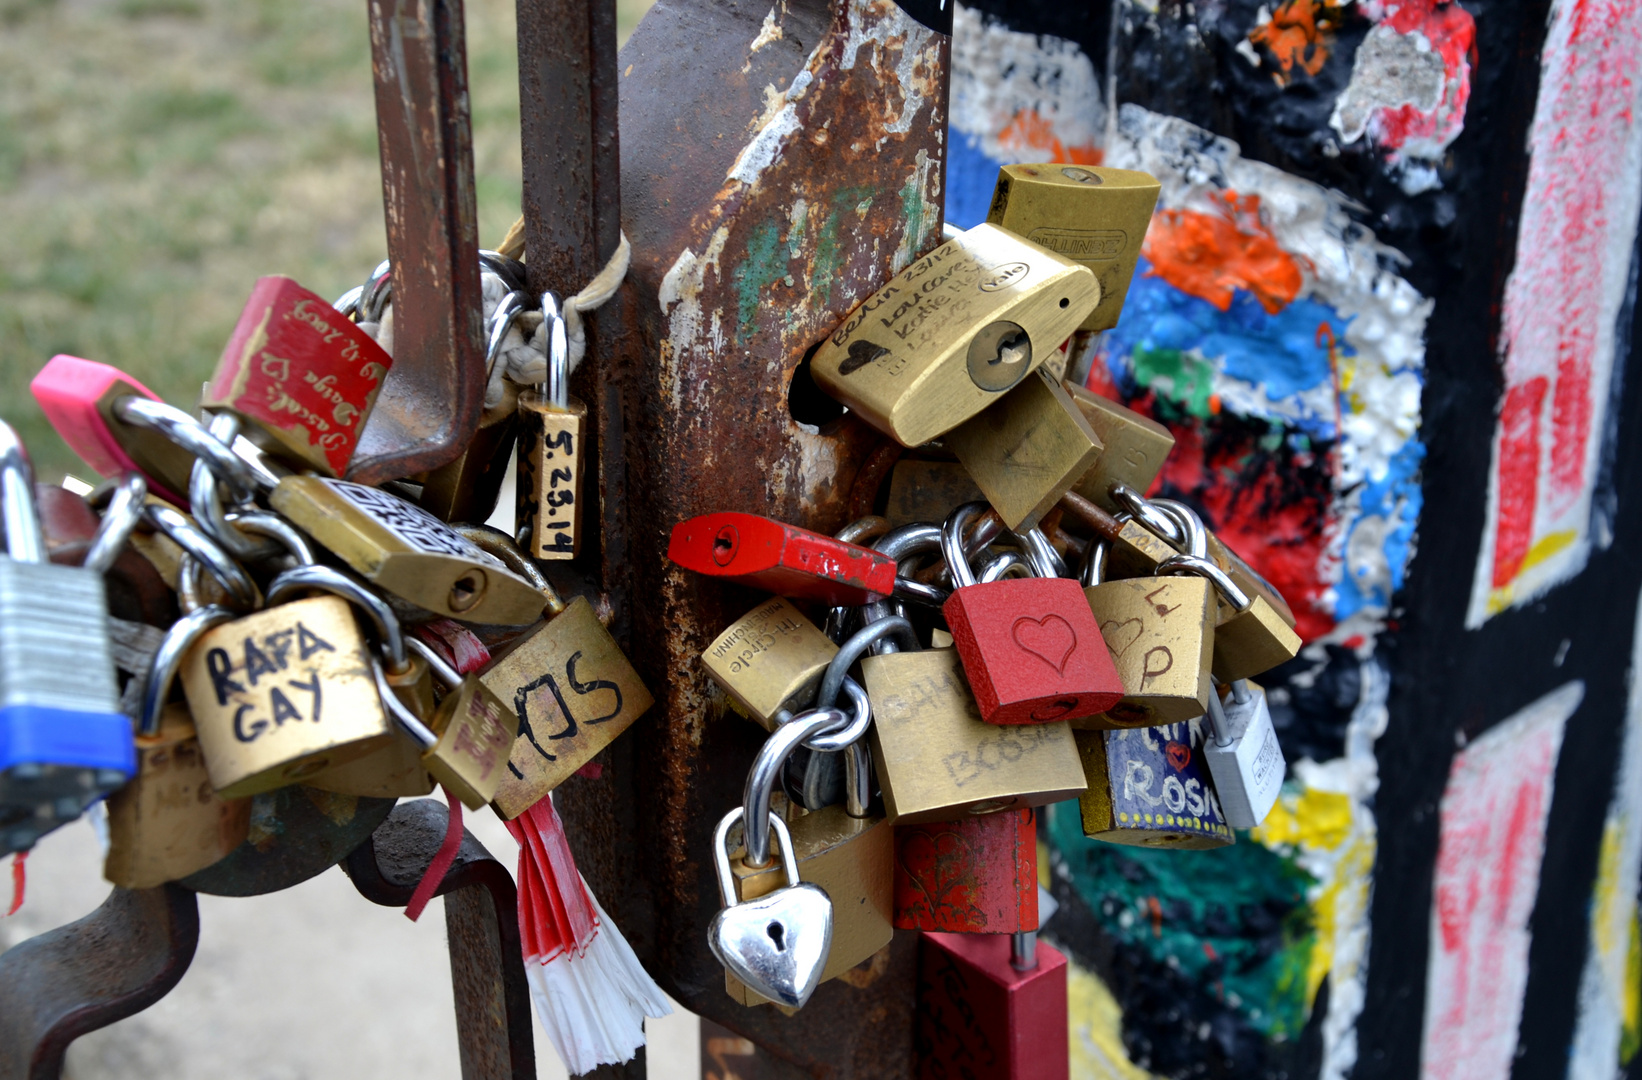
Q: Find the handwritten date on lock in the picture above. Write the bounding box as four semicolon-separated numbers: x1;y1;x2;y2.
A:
202;621;338;744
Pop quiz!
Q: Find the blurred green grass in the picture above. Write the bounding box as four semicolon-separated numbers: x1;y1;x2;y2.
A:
0;0;653;482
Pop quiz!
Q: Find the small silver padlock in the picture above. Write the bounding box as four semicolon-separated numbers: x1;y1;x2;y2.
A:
1203;680;1285;829
708;799;835;1010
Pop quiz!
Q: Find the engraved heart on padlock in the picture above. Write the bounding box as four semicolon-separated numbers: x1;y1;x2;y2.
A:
708;882;833;1009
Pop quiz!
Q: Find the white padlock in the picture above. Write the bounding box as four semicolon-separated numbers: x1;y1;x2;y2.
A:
1203;680;1285;829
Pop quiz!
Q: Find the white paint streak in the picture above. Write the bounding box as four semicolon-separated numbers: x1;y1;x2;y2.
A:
1420;682;1582;1080
949;5;1104;161
1566;585;1642;1079
749;7;783;53
726;103;803;185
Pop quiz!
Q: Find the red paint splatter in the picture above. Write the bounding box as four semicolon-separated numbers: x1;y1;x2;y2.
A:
1147;895;1164;938
1491;377;1548;588
1142;192;1304;315
1551;341;1594;503
996;110;1101;165
1363;0;1476;151
5;852;25;917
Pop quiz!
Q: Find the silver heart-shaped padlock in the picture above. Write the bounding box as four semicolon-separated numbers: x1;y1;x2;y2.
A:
707;807;834;1008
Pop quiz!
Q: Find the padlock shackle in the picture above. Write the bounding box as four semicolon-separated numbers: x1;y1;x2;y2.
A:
189;414;285;563
844;741;872;818
141;605;237;736
1110;483;1184;548
332;283;365;318
83;472;147;576
821;616;919;707
979;549;1031;583
1204;684;1235;748
146;504;260;611
361;259;392;322
1157;553;1252;612
941;502;991;589
0;421;43;565
485;290;529;369
835;515;891;548
267;564;410;673
1012;525;1067;579
799;675;871;752
115;397;271;497
454;523;566;617
743;706;850;868
711;806;800;905
542;291;570;410
372;655;440;751
226;511;315;567
1080;537;1111;588
1153;499;1208;558
407;635;464;691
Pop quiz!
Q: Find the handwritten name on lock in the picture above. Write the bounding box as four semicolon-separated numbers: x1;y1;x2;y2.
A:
197;611;360;744
1106;720;1230;834
832;242;989;365
207;276;393;474
874;666;1063;787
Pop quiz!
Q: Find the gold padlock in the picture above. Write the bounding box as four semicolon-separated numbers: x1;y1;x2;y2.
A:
1074;724;1234;849
393;637;520;810
517;293;587;560
883;458;984;528
1064;382;1175;515
183;566;402;799
985;163;1161;332
945;369;1104;530
810;223;1099;447
105;702;251;889
856;617;1087;824
702;597;839;732
1079;536;1214;728
304;645;436;800
1159;553;1301;682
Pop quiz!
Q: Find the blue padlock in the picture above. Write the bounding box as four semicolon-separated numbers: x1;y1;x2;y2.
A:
0;420;136;856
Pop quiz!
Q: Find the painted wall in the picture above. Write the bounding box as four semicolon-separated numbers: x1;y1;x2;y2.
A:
945;1;1642;1077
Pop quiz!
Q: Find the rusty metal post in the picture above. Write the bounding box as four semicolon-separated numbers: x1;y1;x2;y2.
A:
352;0;488;485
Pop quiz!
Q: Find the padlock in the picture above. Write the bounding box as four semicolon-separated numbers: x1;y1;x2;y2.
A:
1078;537;1214;728
723;691;894;1008
269;476;546;624
1203;680;1285;829
810;223;1100;447
940;503;1124;725
703;597;839;732
383;637;519;810
1063;381;1175;514
1159;553;1302;682
708;802;835;1010
104;702;251;889
893;806;1038;933
0;423;136;856
984;162;1161;332
883;458;985;529
944;370;1104;530
479;595;654;818
857;615;1087;824
31;355;282;508
517;292;588;559
668;512;898;606
202;276;394;475
182;565;400;799
1073;721;1235;849
916;929;1070;1080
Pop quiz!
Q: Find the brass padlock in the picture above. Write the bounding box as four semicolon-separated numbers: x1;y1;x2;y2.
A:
883;458;984;528
810;223;1099;447
481;594;654;818
703;597;839;732
857;616;1087;824
516;293;587;560
1078;538;1213;728
269;476;547;624
1074;722;1234;849
391;637;520;810
1160;553;1301;682
303;643;437;800
183;565;400;799
985;164;1161;332
944;369;1104;531
1064;382;1175;515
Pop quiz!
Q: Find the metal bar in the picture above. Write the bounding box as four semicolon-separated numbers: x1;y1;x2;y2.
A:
352;0;487;484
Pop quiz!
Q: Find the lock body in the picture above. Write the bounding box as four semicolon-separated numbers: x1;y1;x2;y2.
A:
1212;594;1302;682
204;276;393;475
516;387;587;559
893;807;1038;933
1075;724;1234;848
810;224;1099;447
1081;577;1214;727
703;598;839;730
946;371;1104;530
104;704;250;889
669;512;897;606
1064;382;1175;513
305;652;436;798
863;649;1086;824
917;930;1070;1080
183;595;394;799
884;459;984;528
424;677;519;809
480;596;653;818
270;477;546;624
985;163;1161;333
1205;683;1285;828
945;576;1125;725
724;805;894;1006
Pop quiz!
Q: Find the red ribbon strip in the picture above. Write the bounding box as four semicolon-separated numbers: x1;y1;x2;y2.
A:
5;851;26;917
404;789;464;922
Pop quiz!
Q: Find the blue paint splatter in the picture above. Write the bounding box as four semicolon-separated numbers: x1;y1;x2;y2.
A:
944;133;1004;229
1333;438;1425;621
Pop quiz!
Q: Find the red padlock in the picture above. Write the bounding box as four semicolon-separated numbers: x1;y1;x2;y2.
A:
917;930;1070;1080
894;807;1038;933
941;503;1124;724
203;276;394;476
667;511;898;605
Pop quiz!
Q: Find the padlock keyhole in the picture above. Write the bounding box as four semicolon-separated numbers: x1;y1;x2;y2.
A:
712;526;739;566
766;921;787;952
449;571;485;612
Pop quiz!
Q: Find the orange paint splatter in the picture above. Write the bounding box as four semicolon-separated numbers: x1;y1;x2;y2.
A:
996;109;1102;165
1248;0;1344;82
1142;191;1303;314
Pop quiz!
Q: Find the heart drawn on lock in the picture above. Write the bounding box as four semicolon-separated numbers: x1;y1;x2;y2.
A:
1165;740;1191;771
1012;614;1077;674
1100;617;1145;658
708;883;833;1009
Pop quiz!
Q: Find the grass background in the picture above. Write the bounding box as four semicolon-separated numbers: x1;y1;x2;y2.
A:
0;0;653;483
